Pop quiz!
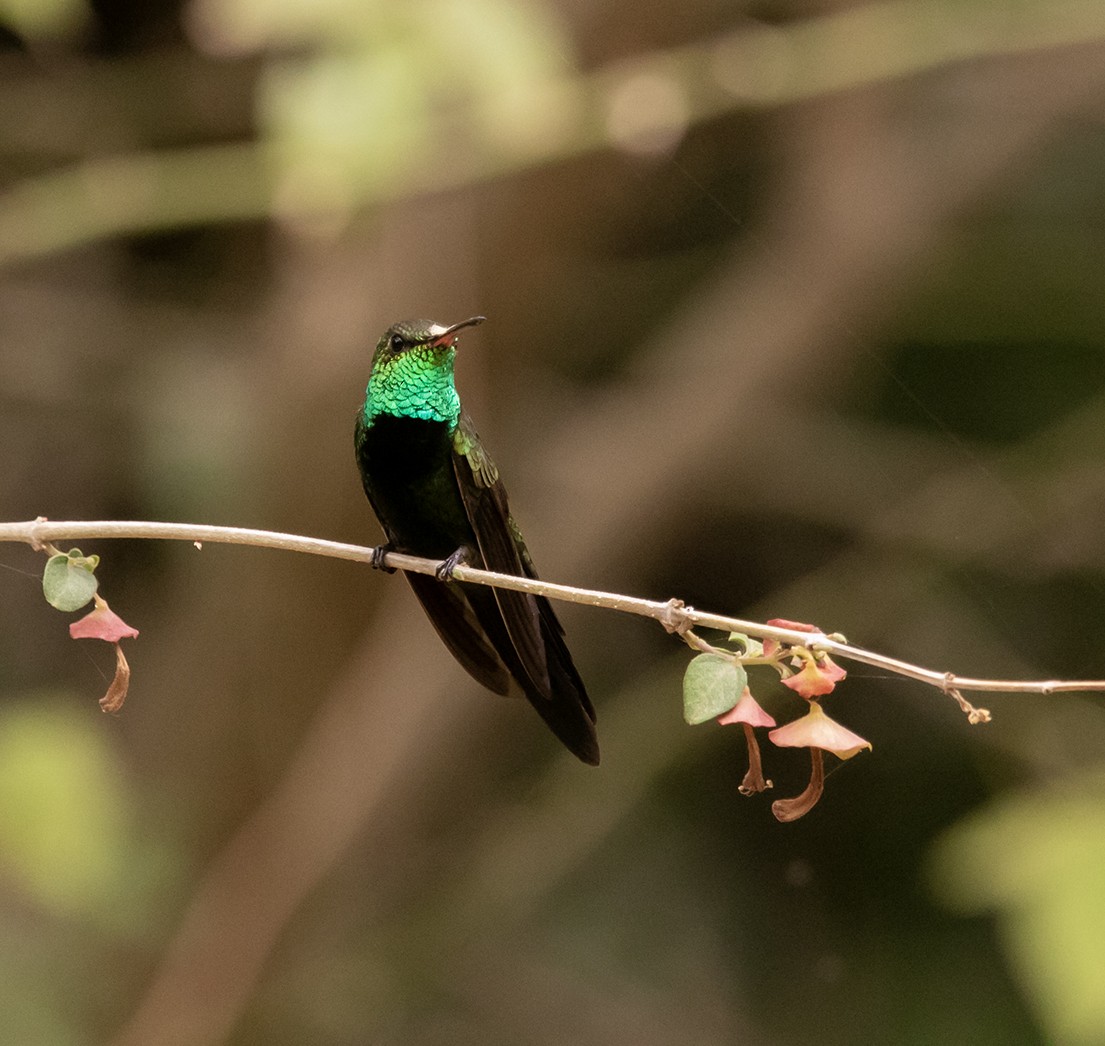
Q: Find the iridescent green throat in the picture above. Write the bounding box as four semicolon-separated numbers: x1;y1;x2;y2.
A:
362;345;461;428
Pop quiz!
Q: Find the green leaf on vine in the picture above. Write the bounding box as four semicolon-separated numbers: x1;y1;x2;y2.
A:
728;632;764;657
683;653;747;725
42;549;100;612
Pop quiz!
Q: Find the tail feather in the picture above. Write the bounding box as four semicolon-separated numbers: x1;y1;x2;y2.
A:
464;583;599;765
405;572;511;695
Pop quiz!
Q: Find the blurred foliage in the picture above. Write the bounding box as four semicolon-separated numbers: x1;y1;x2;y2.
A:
248;0;577;212
0;697;127;916
0;0;87;40
3;0;1105;1044
0;696;183;1044
933;771;1105;1046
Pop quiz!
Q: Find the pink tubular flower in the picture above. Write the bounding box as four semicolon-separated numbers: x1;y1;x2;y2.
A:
718;687;776;795
768;700;870;759
69;595;137;713
768;702;871;821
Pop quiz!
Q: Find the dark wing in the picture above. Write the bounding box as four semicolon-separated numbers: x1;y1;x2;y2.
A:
452;412;599;764
355;411;511;696
512;514;597;725
452;412;550;697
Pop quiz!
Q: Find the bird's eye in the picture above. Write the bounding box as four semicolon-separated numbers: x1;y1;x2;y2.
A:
390;333;404;351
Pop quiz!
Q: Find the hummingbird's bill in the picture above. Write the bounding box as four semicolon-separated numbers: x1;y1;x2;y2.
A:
428;315;486;348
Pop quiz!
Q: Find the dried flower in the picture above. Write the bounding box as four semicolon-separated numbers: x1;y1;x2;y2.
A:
772;748;825;822
719;687;776;795
69;595;137;713
768;702;871;821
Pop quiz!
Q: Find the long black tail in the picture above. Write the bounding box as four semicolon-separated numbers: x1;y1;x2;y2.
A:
465;582;599;765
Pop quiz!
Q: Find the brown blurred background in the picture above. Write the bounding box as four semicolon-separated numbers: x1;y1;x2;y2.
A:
3;1;1105;1043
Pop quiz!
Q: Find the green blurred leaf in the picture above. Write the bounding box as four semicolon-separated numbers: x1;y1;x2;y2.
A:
0;700;128;916
41;551;99;613
0;0;88;39
931;770;1105;1045
255;0;578;213
682;653;745;725
191;0;385;51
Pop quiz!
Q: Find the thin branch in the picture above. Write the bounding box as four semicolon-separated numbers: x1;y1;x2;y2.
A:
4;518;1103;716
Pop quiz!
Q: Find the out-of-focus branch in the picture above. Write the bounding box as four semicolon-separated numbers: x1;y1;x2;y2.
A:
5;517;1104;716
2;1;1105;267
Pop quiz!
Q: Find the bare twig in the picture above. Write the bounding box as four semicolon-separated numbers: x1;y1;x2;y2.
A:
3;517;1102;716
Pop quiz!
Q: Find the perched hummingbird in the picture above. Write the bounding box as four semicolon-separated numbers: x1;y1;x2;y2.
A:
354;316;599;765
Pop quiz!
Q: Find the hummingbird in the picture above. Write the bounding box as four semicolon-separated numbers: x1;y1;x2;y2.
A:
354;316;599;765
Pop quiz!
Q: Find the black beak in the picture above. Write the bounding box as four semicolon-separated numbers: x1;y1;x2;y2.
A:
428;315;485;347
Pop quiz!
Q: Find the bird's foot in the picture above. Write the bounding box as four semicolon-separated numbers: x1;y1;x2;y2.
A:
371;544;397;574
436;546;469;581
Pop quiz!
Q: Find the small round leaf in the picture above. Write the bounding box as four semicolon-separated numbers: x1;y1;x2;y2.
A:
683;653;747;725
42;553;99;612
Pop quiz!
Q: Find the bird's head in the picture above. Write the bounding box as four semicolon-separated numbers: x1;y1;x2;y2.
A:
372;316;486;367
363;316;486;425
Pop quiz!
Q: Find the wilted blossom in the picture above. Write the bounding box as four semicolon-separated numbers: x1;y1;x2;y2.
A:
68;595;137;713
707;615;869;819
771;748;825;822
769;700;870;759
718;687;776;730
69;595;139;642
99;642;131;714
718;687;776;795
767;701;871;821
